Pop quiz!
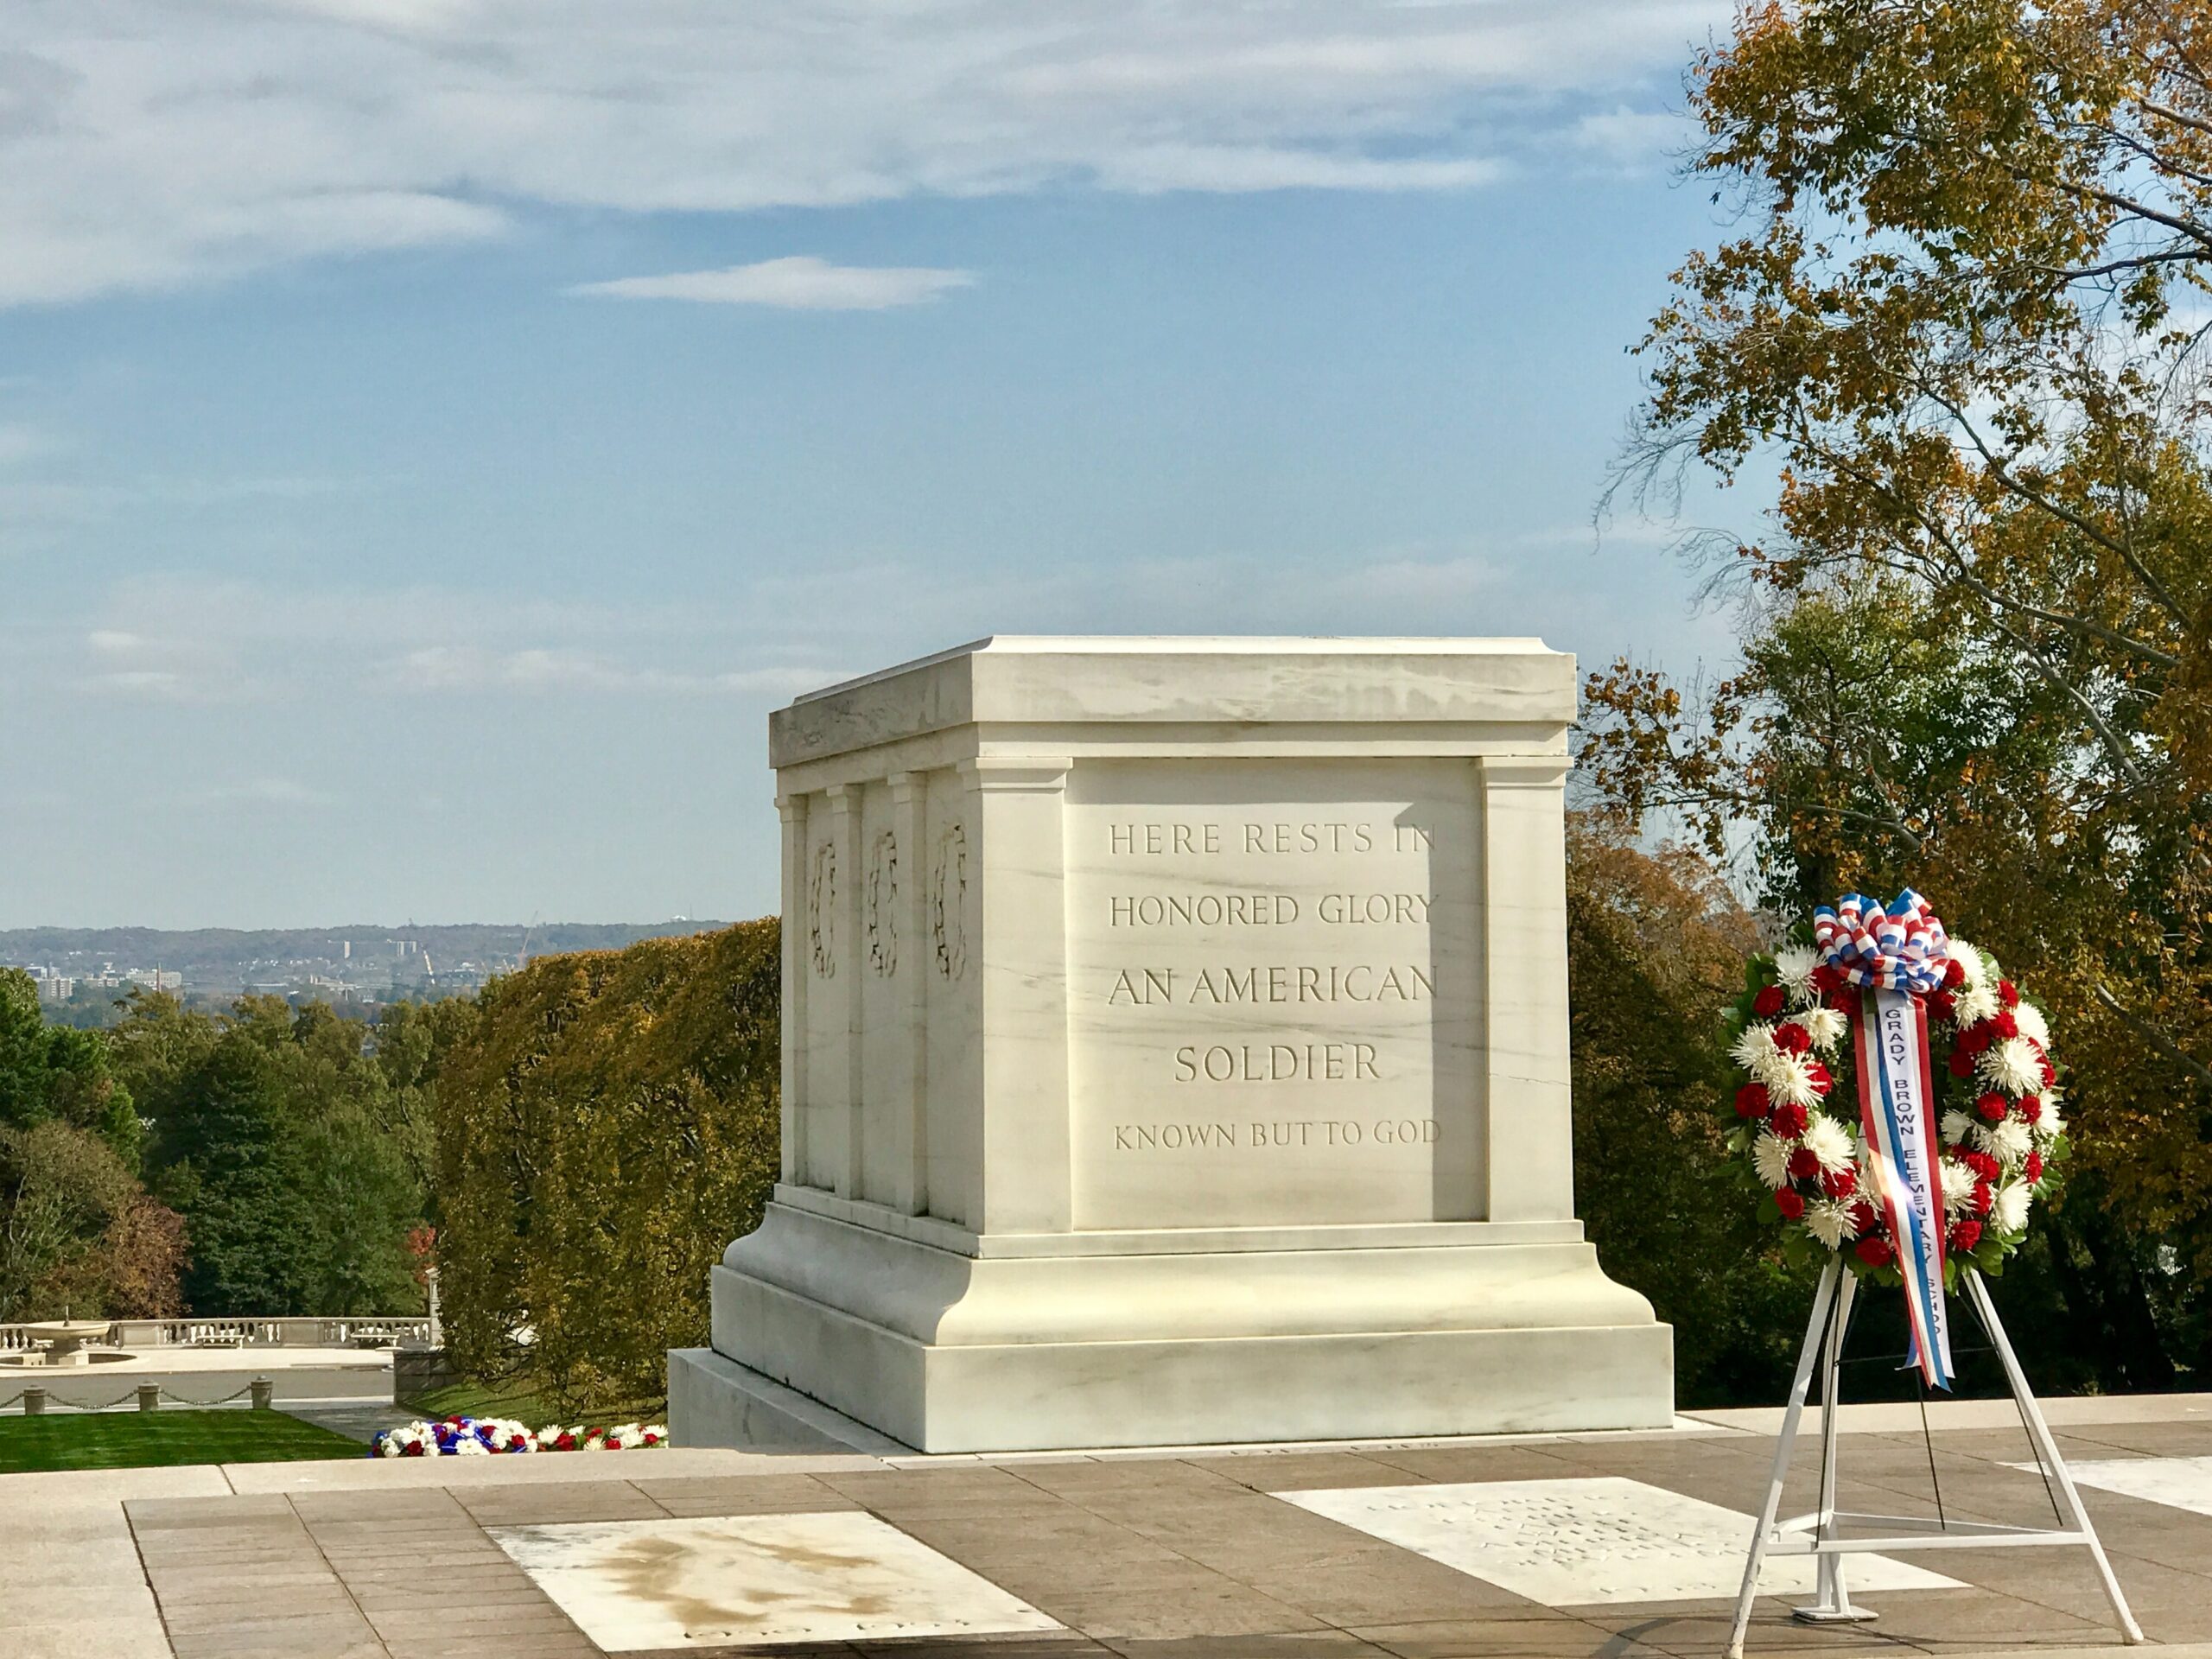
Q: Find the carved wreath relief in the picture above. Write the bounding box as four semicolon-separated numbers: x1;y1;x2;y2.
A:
866;830;899;976
932;821;968;980
808;838;837;978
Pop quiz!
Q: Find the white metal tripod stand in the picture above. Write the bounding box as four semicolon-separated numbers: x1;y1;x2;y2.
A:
1724;1259;2143;1659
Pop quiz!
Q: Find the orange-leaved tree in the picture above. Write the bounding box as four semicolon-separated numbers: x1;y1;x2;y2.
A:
1586;0;2212;1381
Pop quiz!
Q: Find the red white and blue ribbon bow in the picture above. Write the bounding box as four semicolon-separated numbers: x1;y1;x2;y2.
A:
1817;890;1956;1389
1813;890;1951;993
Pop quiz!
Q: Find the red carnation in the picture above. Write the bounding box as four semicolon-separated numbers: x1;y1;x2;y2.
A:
1770;1102;1809;1138
1753;985;1786;1018
1999;979;2019;1008
1952;1219;1983;1251
1734;1083;1771;1120
1947;1049;1975;1077
1975;1091;2009;1123
2019;1094;2043;1124
1987;1010;2018;1041
1821;1166;1858;1199
1849;1199;1879;1235
1856;1236;1895;1267
2025;1151;2044;1184
1806;1061;1834;1096
1956;1023;1993;1057
1811;964;1845;994
1929;990;1956;1022
1789;1146;1821;1181
1967;1150;2001;1182
2039;1053;2056;1086
1972;1180;1995;1216
1772;1022;1812;1056
1776;1189;1807;1220
1942;957;1967;988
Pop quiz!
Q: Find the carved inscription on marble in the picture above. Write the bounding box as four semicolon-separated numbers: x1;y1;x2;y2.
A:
866;830;899;977
931;822;968;980
1065;759;1481;1229
809;840;838;980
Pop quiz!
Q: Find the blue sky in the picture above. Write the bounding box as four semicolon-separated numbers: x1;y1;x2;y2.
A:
0;0;1753;929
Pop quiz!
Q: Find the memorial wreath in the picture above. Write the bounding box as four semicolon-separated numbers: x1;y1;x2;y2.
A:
1721;893;2069;1306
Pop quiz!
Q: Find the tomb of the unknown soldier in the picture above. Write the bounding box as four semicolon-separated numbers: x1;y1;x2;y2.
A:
671;635;1674;1453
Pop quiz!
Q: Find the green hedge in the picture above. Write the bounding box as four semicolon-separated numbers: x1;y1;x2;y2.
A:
433;920;779;1411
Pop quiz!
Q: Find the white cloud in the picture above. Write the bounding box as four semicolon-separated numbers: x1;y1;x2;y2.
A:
1095;146;1503;194
1573;105;1696;168
392;645;840;696
38;574;843;702
0;0;1726;306
570;257;972;311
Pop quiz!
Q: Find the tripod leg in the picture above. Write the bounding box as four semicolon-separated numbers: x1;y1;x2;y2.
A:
1728;1259;1841;1659
1962;1270;2143;1645
1795;1270;1875;1622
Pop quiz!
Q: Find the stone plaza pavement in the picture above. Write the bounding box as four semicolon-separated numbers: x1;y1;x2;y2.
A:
9;1395;2212;1659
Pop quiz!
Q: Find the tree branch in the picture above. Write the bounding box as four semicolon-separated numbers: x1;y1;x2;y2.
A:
2093;982;2212;1087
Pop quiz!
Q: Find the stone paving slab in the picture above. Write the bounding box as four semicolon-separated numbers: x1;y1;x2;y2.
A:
5;1400;2209;1657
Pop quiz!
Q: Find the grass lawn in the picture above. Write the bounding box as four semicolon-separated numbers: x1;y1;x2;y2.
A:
401;1376;554;1427
402;1376;662;1429
0;1408;365;1473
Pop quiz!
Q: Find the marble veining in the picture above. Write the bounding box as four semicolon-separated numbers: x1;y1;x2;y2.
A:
489;1511;1060;1650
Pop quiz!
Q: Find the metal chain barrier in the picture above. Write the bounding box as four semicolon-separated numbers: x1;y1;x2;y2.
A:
5;1377;275;1414
151;1382;263;1408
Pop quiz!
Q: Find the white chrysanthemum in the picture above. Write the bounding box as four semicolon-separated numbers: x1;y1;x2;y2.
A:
1751;1131;1797;1190
1953;979;2002;1027
1802;1006;1848;1052
1940;1158;1975;1208
1980;1114;2032;1165
1980;1036;2044;1096
1992;1180;2031;1234
1802;1114;1854;1173
1805;1198;1857;1249
1940;1109;1974;1147
1774;944;1820;1004
453;1436;489;1456
1768;1052;1821;1109
1730;1022;1779;1073
2013;1001;2051;1049
2039;1095;2066;1141
1951;939;1988;986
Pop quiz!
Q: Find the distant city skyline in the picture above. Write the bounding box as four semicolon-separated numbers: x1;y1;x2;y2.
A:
0;1;1752;929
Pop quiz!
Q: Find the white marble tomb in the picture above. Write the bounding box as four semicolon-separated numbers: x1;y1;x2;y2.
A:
1284;1478;1961;1605
490;1513;1061;1649
669;637;1673;1452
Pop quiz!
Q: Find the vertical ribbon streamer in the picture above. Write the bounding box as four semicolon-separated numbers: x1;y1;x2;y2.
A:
1854;986;1955;1389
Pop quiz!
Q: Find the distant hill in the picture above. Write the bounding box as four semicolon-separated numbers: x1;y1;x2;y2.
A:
0;922;736;1011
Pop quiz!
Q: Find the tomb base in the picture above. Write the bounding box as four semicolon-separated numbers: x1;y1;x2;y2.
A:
675;1196;1672;1454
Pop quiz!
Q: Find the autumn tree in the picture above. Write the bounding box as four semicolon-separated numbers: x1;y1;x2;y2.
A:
1566;823;1814;1402
434;921;779;1413
0;1122;184;1322
1584;0;2212;1378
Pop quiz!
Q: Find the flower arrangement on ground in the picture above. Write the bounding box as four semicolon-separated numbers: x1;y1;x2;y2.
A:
373;1415;538;1457
534;1422;665;1452
1722;893;2068;1287
371;1414;666;1457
